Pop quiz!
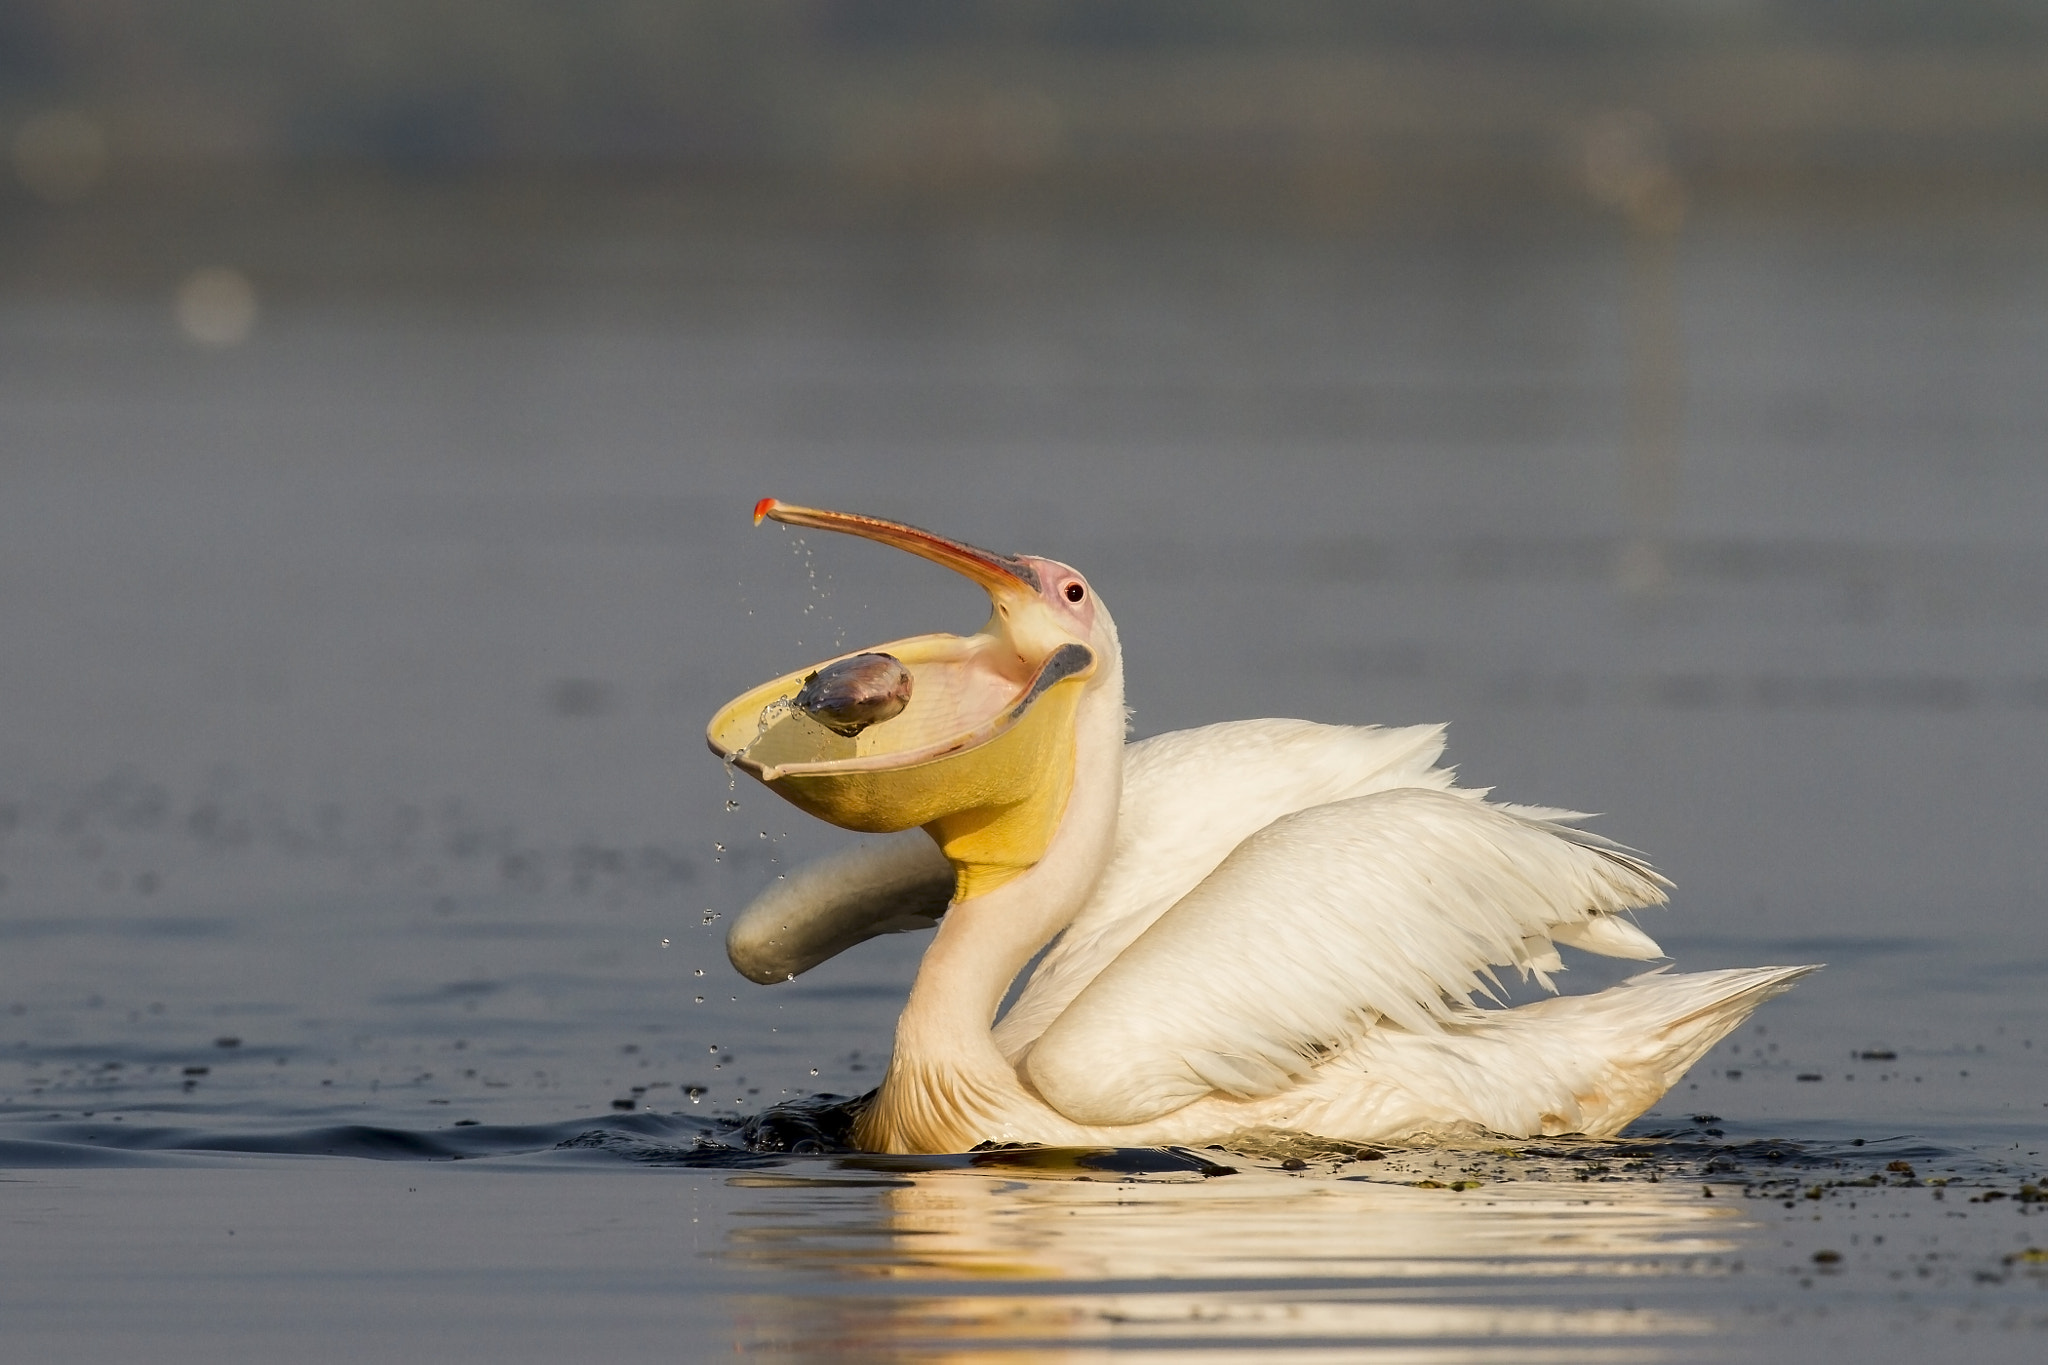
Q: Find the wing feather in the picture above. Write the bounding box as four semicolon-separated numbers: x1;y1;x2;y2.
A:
994;719;1460;1055
1023;787;1670;1126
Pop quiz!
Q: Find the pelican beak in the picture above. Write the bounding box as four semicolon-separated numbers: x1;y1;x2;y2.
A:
751;496;1039;597
708;500;1096;900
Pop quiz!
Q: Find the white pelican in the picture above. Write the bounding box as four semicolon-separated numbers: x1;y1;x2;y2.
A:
708;501;1814;1155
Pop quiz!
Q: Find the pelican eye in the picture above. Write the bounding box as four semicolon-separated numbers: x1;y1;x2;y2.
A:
1064;582;1085;602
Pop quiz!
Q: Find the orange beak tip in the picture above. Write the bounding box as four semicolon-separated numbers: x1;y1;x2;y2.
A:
752;497;779;527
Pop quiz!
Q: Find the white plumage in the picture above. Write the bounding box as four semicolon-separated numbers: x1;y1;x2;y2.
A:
716;502;1816;1154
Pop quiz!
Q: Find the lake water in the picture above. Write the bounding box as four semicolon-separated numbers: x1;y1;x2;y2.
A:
2;184;2045;1360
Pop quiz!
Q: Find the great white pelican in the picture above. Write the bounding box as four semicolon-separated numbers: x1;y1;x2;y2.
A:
707;500;1814;1155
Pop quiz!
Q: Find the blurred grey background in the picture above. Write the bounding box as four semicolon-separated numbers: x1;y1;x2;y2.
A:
2;3;2045;1070
8;2;2048;183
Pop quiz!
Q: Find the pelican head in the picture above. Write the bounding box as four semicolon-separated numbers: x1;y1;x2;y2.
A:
707;499;1115;901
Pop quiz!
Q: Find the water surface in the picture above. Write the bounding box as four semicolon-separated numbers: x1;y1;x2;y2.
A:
3;189;2045;1359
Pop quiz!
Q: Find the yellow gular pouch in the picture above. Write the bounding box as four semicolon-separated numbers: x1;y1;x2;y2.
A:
708;639;1094;902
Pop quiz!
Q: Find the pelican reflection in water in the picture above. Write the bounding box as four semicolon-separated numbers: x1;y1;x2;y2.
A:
707;501;1814;1155
723;1157;1740;1359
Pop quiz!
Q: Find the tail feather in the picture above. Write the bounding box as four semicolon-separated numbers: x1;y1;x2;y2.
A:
1624;963;1822;1092
1648;963;1821;1038
1509;963;1822;1136
1300;963;1821;1143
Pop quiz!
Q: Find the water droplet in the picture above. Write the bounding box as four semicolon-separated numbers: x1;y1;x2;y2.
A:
660;938;670;948
702;910;719;925
809;1067;819;1077
693;968;704;977
693;995;704;1004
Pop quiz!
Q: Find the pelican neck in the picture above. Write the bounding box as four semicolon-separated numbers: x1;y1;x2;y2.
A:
885;637;1126;1092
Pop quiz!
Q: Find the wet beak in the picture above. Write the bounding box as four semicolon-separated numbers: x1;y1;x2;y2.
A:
754;497;1042;603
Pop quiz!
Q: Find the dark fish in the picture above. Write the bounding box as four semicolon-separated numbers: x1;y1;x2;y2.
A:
796;653;913;737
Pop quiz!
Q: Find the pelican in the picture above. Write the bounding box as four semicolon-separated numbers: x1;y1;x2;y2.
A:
708;501;1814;1155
